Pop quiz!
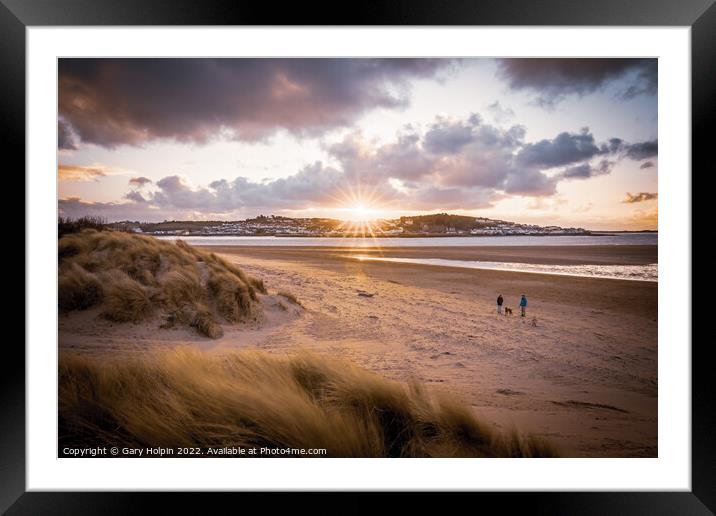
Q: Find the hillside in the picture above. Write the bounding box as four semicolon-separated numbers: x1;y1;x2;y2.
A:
108;213;589;237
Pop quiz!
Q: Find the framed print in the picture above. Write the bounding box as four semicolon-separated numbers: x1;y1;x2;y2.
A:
5;0;710;513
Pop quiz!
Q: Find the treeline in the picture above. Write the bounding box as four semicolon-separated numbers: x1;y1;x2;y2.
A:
107;216;346;233
110;220;227;233
58;216;107;238
399;213;505;230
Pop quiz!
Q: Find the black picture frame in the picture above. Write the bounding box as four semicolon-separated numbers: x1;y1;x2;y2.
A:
4;0;708;513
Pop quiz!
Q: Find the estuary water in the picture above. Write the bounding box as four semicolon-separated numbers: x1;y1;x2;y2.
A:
160;232;657;248
352;255;658;282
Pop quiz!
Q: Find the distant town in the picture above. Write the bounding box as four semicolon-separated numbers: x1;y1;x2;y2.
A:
107;213;592;237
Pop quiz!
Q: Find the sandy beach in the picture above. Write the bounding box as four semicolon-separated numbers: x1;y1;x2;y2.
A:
59;243;657;457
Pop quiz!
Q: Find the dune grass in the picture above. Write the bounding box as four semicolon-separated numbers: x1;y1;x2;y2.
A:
277;290;303;307
58;347;557;458
58;230;267;337
58;262;104;312
99;270;152;323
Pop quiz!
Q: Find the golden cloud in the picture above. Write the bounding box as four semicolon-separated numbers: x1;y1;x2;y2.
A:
58;164;107;182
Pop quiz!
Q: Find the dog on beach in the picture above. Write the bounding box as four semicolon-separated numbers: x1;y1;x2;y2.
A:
504;307;513;316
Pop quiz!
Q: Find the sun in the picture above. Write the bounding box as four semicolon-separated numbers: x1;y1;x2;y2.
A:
329;179;385;223
327;180;391;240
348;204;375;222
341;204;379;236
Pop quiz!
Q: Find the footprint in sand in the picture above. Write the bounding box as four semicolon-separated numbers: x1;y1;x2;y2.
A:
496;388;525;396
550;400;629;413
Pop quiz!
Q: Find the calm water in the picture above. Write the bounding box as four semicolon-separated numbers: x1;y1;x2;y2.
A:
160;233;657;247
352;256;658;282
159;232;657;281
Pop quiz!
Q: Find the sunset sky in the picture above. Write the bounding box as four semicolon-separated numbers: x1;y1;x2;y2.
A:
58;58;658;230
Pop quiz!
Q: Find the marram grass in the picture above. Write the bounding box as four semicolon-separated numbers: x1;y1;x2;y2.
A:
59;347;558;458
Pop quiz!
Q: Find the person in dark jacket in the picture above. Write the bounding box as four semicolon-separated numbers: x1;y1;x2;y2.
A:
519;294;528;317
497;294;504;315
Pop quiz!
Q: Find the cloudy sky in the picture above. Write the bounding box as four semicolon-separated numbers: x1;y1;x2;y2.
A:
58;58;658;230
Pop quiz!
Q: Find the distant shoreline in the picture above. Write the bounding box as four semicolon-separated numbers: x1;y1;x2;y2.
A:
150;231;657;238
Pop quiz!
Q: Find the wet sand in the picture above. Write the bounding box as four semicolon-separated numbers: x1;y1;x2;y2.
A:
203;244;657;265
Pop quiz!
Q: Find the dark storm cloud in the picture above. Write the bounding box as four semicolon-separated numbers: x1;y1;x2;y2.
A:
502;168;558;196
606;138;624;154
622;192;658;203
640;161;655;169
598;137;658;161
124;190;148;203
129;176;152;187
515;128;603;168
560;163;593;179
560;159;613;180
58;58;453;148
495;58;657;105
624;140;658;160
58;118;78;150
619;62;659;99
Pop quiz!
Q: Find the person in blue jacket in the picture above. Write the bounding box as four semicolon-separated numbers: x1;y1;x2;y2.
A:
519;294;528;317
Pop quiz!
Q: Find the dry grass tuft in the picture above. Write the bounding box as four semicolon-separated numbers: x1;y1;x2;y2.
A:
189;305;224;339
207;269;256;322
58;262;104;312
58;230;265;337
277;291;302;307
99;271;152;323
59;348;558;458
160;267;204;313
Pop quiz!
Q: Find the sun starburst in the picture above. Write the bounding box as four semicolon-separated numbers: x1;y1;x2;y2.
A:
328;181;391;245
